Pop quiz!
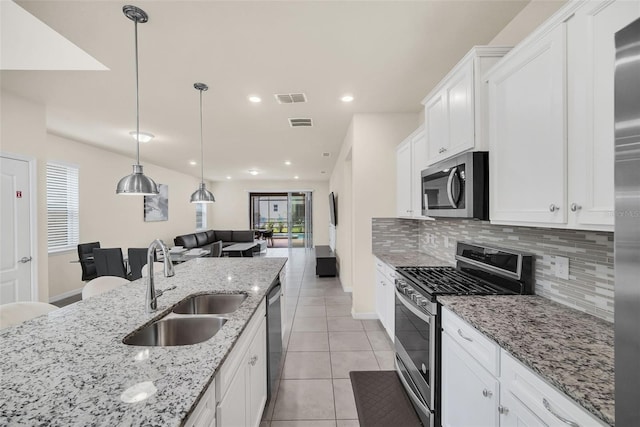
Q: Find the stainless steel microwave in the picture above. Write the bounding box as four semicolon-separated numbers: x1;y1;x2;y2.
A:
421;151;489;220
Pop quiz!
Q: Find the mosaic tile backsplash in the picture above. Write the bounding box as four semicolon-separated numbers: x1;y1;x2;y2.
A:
372;218;614;322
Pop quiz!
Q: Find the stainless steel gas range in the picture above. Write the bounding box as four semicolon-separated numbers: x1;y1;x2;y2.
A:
393;241;534;427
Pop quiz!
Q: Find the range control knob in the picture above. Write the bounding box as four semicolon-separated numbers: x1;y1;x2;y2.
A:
415;297;427;307
405;288;415;297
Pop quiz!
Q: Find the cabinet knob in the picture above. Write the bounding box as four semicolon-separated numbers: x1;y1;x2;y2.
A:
498;405;509;415
438;147;447;154
249;355;258;366
482;389;493;398
570;203;582;212
549;204;559;212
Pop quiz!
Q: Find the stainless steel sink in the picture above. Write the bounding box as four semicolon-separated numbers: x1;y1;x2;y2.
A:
172;293;247;315
123;317;227;347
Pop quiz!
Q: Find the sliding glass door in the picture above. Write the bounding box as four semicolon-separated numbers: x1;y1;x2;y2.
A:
250;192;313;248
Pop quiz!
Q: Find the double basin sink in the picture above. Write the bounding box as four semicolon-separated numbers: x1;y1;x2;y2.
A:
123;293;247;347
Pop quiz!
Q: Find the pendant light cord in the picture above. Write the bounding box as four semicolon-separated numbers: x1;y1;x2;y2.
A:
134;18;140;165
200;89;205;185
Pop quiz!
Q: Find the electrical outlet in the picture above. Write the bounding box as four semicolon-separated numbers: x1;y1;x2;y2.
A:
555;256;569;280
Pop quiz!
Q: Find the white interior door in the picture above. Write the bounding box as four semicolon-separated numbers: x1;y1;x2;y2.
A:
1;156;34;303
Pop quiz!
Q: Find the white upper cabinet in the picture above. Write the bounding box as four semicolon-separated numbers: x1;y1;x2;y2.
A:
422;46;511;166
568;0;640;230
487;0;640;231
488;24;568;226
396;126;427;218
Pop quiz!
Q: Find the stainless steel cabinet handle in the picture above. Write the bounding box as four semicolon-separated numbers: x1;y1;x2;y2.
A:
18;256;32;264
249;355;258;366
570;203;582;212
457;328;473;342
549;204;559;212
543;398;580;427
498;405;509;415
438;147;448;154
482;389;493;398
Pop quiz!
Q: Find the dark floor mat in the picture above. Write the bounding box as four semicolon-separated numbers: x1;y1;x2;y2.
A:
349;370;422;427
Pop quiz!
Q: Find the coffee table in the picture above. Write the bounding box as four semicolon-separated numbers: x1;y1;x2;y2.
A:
222;242;259;257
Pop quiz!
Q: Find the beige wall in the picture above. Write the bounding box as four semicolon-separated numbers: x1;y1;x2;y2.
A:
489;0;569;46
209;179;330;246
1;91;212;300
330;113;418;316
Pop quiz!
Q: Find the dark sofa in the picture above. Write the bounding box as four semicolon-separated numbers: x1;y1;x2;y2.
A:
174;230;258;256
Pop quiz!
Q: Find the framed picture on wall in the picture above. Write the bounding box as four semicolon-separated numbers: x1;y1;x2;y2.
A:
144;184;168;222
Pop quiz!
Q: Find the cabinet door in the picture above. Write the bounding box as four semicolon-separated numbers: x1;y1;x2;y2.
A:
375;268;387;328
383;273;395;342
568;0;640;230
396;140;412;217
489;24;567;225
441;332;499;427
499;390;546;427
410;130;427;216
247;319;267;427
217;364;247;427
425;90;449;161
447;60;475;157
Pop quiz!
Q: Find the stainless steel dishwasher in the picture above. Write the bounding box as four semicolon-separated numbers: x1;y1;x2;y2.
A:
266;280;282;401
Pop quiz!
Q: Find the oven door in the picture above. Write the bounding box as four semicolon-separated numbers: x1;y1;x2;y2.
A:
394;287;436;414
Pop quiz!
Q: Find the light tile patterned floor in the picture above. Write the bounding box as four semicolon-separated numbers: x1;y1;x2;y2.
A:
261;248;394;427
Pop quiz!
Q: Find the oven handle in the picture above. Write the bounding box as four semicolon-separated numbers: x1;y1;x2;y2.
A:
395;355;430;415
395;287;433;322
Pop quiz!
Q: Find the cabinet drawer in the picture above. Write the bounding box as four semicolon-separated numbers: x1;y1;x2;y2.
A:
374;257;396;283
216;300;266;399
501;350;607;427
441;307;500;375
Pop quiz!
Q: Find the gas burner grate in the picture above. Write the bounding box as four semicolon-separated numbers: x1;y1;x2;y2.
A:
397;266;503;295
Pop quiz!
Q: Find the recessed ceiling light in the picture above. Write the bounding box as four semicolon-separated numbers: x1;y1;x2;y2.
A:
129;131;154;143
248;95;261;103
189;160;197;166
249;169;259;176
340;95;354;103
294;176;299;180
226;176;232;180
284;161;291;166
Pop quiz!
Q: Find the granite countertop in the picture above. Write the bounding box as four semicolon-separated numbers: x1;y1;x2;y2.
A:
438;295;614;426
0;257;287;426
373;251;452;268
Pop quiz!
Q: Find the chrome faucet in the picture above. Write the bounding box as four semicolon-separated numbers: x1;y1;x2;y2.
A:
146;239;175;313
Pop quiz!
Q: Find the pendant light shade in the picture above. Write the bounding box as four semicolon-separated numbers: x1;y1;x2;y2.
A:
116;5;158;196
190;83;215;203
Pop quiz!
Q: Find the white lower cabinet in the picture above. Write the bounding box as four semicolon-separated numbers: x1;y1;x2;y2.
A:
216;302;268;427
374;257;395;341
184;378;217;427
441;307;607;427
441;331;499;427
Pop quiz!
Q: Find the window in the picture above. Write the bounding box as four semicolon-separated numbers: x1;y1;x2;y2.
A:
46;162;79;253
196;203;207;230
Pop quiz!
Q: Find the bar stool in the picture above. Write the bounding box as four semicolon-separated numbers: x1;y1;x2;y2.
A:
82;276;129;300
0;302;59;330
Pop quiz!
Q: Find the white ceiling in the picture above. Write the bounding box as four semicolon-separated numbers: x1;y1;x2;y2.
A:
1;1;528;182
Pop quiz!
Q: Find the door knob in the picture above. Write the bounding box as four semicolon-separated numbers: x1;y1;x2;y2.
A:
19;256;32;264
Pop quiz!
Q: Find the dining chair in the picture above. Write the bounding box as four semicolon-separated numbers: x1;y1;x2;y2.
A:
211;240;223;257
127;248;155;281
93;248;127;278
0;302;59;330
77;242;100;281
82;276;129;300
262;230;273;247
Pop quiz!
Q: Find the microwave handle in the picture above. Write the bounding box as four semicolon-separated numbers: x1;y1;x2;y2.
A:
447;167;459;208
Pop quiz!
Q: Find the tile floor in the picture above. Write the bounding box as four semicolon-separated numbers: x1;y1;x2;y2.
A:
262;248;395;427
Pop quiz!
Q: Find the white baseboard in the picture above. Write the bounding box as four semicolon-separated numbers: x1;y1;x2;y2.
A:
342;286;353;293
351;308;379;320
49;287;82;303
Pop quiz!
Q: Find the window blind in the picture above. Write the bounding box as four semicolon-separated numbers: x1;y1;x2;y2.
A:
47;162;79;253
196;203;207;230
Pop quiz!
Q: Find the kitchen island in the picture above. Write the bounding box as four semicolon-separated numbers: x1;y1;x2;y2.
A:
0;256;287;426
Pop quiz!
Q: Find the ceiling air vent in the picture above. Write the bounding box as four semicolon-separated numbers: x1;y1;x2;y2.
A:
275;93;307;104
289;118;313;127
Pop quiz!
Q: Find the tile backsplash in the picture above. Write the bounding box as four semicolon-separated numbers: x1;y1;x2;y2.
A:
372;218;614;322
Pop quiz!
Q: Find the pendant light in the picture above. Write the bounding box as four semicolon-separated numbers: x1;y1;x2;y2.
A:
190;83;215;203
116;5;159;196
